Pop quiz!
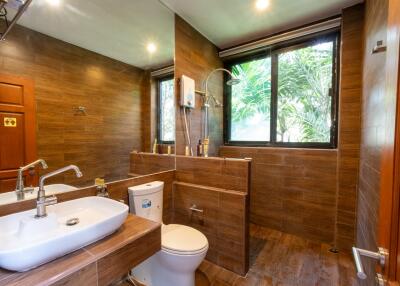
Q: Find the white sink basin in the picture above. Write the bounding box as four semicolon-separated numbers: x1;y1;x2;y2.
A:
0;196;129;272
0;184;78;206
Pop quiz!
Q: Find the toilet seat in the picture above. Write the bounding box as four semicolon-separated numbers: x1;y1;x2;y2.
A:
161;224;208;255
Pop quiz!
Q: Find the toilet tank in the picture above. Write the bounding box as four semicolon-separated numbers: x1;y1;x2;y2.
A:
128;181;164;223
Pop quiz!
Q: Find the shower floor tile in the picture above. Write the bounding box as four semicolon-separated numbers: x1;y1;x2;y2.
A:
196;224;357;286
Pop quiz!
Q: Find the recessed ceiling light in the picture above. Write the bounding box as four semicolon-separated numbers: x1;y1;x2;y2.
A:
255;0;270;11
46;0;61;6
147;43;157;54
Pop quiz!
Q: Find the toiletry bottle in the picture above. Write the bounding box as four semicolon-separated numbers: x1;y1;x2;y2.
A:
185;145;190;156
95;178;109;198
203;138;209;157
152;139;158;154
197;140;203;157
167;145;172;155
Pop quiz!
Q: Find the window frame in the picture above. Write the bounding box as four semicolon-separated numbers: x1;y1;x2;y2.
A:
224;30;340;149
157;74;175;144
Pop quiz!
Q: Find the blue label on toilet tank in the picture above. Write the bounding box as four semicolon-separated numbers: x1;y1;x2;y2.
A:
142;199;151;208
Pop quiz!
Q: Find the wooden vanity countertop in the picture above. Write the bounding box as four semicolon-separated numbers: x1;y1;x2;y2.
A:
0;214;161;286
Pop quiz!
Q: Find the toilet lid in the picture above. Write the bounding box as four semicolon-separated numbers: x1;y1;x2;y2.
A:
162;224;208;254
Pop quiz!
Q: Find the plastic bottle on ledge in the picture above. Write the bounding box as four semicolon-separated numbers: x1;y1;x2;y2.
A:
197;139;203;157
152;139;158;154
203;138;209;158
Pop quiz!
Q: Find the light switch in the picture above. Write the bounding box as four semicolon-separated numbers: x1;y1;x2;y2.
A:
4;117;17;127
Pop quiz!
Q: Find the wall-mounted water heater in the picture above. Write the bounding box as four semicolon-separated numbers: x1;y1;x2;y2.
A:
180;75;195;108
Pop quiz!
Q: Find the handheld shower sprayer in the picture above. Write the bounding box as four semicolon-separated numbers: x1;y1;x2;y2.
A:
195;68;241;141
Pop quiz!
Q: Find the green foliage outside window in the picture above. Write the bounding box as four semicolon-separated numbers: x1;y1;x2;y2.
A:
277;42;333;142
229;39;335;144
159;78;175;142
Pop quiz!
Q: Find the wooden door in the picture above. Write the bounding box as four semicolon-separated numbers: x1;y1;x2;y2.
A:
0;74;37;194
375;0;400;284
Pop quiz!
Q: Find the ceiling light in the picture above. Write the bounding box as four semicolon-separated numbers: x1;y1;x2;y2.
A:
147;42;157;54
255;0;270;11
46;0;61;6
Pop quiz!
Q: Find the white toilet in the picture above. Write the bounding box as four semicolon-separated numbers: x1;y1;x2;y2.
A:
128;181;209;286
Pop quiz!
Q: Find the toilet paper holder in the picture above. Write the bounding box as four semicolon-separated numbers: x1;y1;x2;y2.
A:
189;204;204;213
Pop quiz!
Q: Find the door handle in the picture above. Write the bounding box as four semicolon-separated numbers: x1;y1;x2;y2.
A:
376;273;386;286
352;247;388;280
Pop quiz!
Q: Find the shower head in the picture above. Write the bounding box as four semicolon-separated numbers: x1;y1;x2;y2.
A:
226;78;241;86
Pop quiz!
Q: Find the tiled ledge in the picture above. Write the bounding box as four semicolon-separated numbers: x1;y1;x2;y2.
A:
0;215;161;286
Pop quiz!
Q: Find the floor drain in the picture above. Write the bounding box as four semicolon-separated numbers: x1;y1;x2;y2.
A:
329;247;339;253
66;218;80;226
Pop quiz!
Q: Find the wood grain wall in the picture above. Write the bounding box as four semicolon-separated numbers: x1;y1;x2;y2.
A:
219;5;364;250
0;24;145;187
335;4;364;250
356;0;388;285
141;71;154;153
130;152;175;176
173;182;248;275
129;153;250;264
175;156;251;193
220;146;338;243
173;156;251;275
174;15;223;156
172;5;365;251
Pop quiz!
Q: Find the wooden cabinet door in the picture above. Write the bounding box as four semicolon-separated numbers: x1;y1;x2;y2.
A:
0;74;37;193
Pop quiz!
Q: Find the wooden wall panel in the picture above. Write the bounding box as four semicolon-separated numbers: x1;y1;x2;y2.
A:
129;147;251;273
94;224;161;286
356;0;388;285
0;24;145;188
53;263;98;286
141;71;152;153
173;182;248;275
141;71;159;153
174;15;223;156
171;156;251;275
335;4;364;250
175;155;251;193
130;152;175;176
220;146;337;244
218;6;364;250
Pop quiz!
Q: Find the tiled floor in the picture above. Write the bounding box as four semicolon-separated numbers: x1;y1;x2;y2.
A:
196;224;357;286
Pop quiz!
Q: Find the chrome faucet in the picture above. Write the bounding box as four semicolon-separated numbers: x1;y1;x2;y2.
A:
35;165;83;219
15;159;48;201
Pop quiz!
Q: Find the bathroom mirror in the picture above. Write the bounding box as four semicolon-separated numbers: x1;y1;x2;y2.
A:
0;0;176;205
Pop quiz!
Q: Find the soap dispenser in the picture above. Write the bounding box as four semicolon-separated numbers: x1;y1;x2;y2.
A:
95;178;109;198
